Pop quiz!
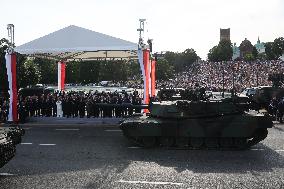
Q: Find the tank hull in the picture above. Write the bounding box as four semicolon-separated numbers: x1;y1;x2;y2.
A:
0;126;24;168
120;112;273;150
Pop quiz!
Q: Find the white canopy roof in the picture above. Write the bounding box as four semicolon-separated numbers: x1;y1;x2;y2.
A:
15;25;138;60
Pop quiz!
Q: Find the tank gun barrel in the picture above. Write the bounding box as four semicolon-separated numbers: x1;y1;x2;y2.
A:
95;103;149;110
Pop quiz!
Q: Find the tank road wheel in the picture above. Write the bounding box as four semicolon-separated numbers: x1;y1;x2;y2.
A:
160;137;175;148
141;137;157;148
190;138;204;149
176;137;189;148
219;138;234;148
204;138;219;149
234;138;248;150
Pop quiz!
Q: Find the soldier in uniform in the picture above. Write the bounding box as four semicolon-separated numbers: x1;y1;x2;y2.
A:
86;97;92;118
18;99;27;123
93;95;100;118
79;96;86;118
52;95;57;117
65;96;72;118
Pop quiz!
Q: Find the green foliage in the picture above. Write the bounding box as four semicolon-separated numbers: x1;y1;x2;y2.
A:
244;53;254;62
64;60;140;84
164;51;177;65
34;58;57;84
208;46;220;62
257;52;267;60
265;42;277;60
272;37;284;59
208;40;233;62
264;38;284;60
181;48;199;70
0;38;9;91
78;61;99;84
156;59;174;80
164;49;198;73
16;53;27;88
128;60;140;79
19;58;41;87
218;40;233;61
252;46;258;60
66;61;80;83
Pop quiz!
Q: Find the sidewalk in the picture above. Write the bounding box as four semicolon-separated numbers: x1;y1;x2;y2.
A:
16;116;122;126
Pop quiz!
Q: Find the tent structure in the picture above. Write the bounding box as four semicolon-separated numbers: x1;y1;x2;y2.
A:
5;23;155;122
15;25;138;60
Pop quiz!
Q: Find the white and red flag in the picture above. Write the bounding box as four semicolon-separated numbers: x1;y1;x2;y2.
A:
138;49;151;105
58;61;66;91
151;59;156;97
5;53;18;122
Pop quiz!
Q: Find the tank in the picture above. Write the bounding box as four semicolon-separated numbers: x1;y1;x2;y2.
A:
119;97;273;150
0;126;24;168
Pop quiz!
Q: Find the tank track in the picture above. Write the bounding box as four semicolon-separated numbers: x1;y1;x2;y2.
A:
0;126;25;168
122;129;268;150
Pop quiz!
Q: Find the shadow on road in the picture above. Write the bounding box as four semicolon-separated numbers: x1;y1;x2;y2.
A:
1;127;283;178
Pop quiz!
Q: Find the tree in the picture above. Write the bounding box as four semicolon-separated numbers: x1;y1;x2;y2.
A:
239;38;254;60
217;40;233;61
16;53;28;88
208;40;233;62
66;61;80;83
0;38;10;92
164;51;177;66
34;58;57;84
272;37;284;59
156;59;174;80
244;53;254;62
164;49;198;73
265;42;277;60
207;46;220;62
128;60;140;79
19;58;41;87
252;46;258;60
257;52;266;60
181;48;199;69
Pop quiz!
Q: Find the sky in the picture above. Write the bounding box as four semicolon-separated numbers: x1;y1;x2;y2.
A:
0;0;283;60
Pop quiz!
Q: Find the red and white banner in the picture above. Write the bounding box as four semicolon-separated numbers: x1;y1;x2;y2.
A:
143;49;150;105
151;59;156;97
138;49;151;105
5;53;18;122
58;61;66;91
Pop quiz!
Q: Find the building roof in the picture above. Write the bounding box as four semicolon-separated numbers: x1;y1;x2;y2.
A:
254;37;265;53
15;25;138;60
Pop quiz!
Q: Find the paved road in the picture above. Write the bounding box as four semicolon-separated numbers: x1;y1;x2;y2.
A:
0;123;284;189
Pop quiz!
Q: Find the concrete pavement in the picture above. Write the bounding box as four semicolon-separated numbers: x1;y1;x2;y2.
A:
0;122;283;188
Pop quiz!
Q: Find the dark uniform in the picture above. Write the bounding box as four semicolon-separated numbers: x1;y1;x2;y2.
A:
79;98;86;118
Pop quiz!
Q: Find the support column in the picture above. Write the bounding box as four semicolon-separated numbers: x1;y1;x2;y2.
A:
151;59;156;97
58;61;66;91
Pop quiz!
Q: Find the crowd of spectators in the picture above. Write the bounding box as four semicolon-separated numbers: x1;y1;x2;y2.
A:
1;60;284;123
0;97;8;123
156;60;284;92
0;90;143;123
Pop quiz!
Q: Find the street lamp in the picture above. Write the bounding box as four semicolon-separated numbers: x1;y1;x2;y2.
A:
6;24;15;54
